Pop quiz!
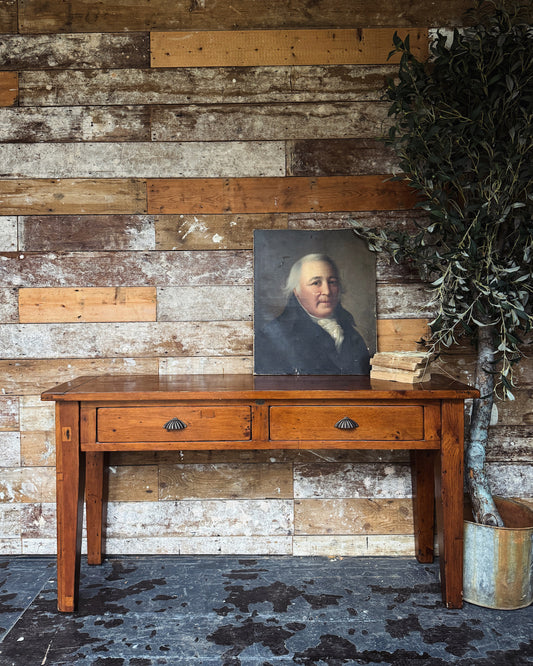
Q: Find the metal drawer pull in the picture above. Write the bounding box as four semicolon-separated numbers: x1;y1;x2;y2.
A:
163;417;187;431
334;417;359;430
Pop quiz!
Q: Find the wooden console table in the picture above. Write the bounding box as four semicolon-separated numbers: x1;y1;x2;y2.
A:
41;374;478;612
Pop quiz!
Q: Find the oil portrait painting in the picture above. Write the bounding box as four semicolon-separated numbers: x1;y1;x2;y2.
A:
254;229;376;375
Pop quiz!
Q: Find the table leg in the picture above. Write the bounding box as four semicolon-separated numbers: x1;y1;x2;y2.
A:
411;450;435;563
55;401;85;612
435;399;465;609
86;452;105;565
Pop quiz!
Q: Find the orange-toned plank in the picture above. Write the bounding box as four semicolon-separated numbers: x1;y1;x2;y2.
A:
0;179;147;214
0;72;17;106
147;176;417;215
151;28;428;67
18;287;157;323
377;319;431;352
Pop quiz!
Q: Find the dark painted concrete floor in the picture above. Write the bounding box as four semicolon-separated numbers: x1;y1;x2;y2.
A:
0;556;531;665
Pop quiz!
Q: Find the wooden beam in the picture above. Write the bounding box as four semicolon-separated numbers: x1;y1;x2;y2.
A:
147;176;417;214
0;179;147;215
18;287;157;323
151;29;428;68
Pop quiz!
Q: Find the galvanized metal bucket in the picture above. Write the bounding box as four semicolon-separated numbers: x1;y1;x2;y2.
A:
463;497;533;609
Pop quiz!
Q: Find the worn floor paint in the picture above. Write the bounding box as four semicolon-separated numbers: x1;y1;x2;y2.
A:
0;556;531;665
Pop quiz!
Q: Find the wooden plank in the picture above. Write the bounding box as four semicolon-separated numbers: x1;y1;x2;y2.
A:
160;356;253;376
18;287;157;323
0;467;55;503
19;215;155;251
0;396;19;431
0;142;284;178
148;176;417;214
0;288;18;323
294;462;411;498
0;358;159;396
18;0;472;32
159;463;293;500
295;498;414;534
155;213;287;250
107;465;159;501
288;138;397;176
0;216;17;251
377;319;430;352
0;0;17;32
0;72;17;107
378;284;435;318
151;102;390;142
0;179;146;215
0;321;252;358
19;66;393;106
151;29;428;67
294;534;415;556
0;250;251;287
158;286;252;321
104;499;292;538
0;107;151;142
0;432;20;467
0;33;150;69
21;431;56;467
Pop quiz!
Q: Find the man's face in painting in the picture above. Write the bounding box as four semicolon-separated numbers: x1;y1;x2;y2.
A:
295;260;340;318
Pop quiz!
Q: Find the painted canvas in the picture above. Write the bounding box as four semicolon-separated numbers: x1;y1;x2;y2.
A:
254;229;376;375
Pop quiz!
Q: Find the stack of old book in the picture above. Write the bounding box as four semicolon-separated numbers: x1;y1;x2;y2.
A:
370;351;434;383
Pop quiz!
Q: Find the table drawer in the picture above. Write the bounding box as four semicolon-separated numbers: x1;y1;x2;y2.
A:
269;405;424;441
97;406;251;442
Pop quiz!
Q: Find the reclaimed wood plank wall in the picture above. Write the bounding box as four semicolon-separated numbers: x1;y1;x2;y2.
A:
1;0;531;556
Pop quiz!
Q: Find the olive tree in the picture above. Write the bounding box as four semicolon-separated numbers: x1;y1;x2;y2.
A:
353;0;533;525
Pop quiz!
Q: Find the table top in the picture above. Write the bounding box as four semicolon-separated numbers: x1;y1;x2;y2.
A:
41;374;479;402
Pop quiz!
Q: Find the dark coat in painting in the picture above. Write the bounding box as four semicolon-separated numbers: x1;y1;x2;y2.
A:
254;293;371;375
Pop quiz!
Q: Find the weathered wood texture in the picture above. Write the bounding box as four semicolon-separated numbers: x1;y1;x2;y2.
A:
150;28;428;67
18;1;473;32
2;0;529;557
147;176;417;214
0;72;18;106
0;33;150;69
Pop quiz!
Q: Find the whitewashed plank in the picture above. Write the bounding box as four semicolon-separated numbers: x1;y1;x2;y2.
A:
159;356;252;375
0;216;16;250
21;536;293;556
19;395;55;431
158;286;252;321
0;288;18;323
19;65;393;106
152;102;390;141
0;357;159;395
104;500;292;538
293;535;416;557
377;283;436;318
0;504;21;538
0;33;149;70
0;142;285;178
0;106;150;142
0;321;252;358
0;396;18;430
0;467;55;502
487;463;533;497
1;250;252;288
294;462;413;499
0;539;21;554
0;432;20;467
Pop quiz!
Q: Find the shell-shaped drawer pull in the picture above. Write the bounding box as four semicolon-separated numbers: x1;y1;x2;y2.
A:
334;416;359;430
163;417;187;431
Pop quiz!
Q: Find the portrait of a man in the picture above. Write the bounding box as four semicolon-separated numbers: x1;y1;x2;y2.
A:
254;229;376;375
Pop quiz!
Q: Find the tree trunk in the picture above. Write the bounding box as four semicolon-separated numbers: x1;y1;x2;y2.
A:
466;324;504;526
